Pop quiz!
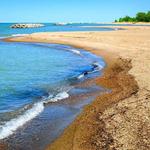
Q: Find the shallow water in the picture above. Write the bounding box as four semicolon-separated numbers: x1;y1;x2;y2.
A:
0;23;107;149
0;41;105;141
0;23;115;37
5;84;106;150
1;23;150;37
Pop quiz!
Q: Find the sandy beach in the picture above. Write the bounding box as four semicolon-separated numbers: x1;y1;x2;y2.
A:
112;22;150;25
5;25;150;150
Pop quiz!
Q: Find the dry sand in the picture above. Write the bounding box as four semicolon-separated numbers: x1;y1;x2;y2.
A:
5;25;150;150
112;22;150;25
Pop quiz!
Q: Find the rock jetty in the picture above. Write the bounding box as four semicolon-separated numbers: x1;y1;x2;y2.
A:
10;24;44;28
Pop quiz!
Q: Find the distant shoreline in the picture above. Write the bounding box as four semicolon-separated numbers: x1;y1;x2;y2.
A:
112;22;150;25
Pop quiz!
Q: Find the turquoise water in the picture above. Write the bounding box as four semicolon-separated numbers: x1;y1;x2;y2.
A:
0;40;105;140
0;41;104;113
1;23;149;37
0;23;115;37
0;23;106;148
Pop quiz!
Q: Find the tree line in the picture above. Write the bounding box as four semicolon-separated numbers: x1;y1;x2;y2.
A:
115;11;150;22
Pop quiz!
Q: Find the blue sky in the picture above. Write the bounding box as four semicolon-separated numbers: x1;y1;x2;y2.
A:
0;0;150;22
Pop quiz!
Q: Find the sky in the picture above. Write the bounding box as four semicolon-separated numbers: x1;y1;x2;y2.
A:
0;0;150;23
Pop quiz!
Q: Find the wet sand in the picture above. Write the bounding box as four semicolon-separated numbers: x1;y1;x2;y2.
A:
5;25;150;150
1;80;106;150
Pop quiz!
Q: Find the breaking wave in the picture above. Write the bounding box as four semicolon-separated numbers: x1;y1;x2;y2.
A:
77;62;104;79
0;91;69;140
11;34;28;37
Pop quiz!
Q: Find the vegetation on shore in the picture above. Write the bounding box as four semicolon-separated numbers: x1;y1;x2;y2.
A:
115;11;150;23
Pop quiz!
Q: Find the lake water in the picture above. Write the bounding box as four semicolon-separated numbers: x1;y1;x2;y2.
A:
0;23;108;149
0;23;116;37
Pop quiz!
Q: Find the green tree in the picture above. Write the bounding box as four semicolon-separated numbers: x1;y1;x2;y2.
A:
132;17;137;22
146;11;150;22
115;11;150;23
123;16;132;22
136;12;147;22
119;18;123;22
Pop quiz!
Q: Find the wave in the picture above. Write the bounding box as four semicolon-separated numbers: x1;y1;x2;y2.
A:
0;102;44;140
68;49;81;55
0;34;28;39
11;34;28;37
92;62;104;70
0;91;69;140
77;62;104;79
77;74;85;79
44;91;69;103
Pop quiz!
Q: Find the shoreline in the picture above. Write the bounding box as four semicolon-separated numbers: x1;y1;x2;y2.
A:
0;42;107;150
81;25;150;31
47;54;138;150
4;26;150;149
112;22;150;25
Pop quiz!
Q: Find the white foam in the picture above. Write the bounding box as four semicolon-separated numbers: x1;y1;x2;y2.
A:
0;91;69;139
93;62;104;70
11;34;28;37
70;49;81;55
0;102;44;140
77;63;104;80
45;91;69;103
65;48;81;55
77;74;85;79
